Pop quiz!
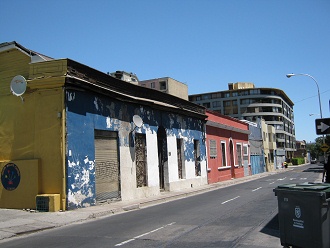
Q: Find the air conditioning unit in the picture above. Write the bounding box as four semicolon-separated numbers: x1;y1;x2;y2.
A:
36;194;60;212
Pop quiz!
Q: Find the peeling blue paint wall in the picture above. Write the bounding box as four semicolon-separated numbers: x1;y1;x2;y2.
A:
65;89;206;209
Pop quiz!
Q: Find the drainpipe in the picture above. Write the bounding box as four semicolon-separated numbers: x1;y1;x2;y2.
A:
61;87;67;210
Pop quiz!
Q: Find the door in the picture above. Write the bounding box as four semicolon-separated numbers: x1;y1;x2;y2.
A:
157;126;167;189
94;130;120;202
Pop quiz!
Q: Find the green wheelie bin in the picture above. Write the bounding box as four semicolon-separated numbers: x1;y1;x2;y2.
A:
274;182;330;248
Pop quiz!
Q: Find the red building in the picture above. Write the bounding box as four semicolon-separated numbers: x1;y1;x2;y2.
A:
206;110;251;184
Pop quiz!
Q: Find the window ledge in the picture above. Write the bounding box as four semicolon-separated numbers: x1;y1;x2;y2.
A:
218;166;231;170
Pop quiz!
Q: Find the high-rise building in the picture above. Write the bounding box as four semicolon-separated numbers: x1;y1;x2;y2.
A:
189;82;296;159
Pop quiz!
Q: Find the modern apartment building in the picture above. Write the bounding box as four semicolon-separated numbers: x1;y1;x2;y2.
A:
189;82;296;159
139;77;189;100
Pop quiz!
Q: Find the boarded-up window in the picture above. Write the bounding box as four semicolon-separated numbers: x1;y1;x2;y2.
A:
209;140;217;158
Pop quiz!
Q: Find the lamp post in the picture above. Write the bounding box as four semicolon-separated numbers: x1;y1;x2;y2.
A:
286;73;326;165
286;73;323;119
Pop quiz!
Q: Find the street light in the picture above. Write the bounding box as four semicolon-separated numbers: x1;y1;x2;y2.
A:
286;73;323;119
286;73;326;166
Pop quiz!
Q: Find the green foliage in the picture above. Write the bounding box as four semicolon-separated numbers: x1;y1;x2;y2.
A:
306;135;330;160
291;157;305;165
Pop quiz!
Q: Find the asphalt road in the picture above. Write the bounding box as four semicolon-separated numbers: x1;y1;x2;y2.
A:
0;164;322;248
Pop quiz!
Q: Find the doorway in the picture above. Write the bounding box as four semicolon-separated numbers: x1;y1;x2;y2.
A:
157;126;167;190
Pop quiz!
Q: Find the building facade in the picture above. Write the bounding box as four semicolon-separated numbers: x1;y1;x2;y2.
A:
206;110;250;183
0;42;207;210
139;77;189;100
261;119;277;171
189;82;296;159
241;120;266;174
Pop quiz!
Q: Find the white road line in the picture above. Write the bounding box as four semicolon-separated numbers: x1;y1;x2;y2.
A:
221;196;240;204
115;222;176;246
269;182;275;185
277;177;287;181
252;187;262;192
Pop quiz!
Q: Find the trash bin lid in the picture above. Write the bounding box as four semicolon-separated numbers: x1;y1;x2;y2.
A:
277;182;330;191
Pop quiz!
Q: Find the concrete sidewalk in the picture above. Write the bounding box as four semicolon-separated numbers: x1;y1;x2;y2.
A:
0;167;319;242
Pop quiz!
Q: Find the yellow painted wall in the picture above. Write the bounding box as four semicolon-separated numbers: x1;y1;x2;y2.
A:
0;160;40;209
0;47;67;210
0;48;30;96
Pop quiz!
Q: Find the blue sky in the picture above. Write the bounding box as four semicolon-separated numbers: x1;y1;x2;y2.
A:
1;0;329;143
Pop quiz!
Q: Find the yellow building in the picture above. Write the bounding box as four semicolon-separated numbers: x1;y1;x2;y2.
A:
0;42;65;210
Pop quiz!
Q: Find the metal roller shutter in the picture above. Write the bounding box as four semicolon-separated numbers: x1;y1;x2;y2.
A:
94;130;120;202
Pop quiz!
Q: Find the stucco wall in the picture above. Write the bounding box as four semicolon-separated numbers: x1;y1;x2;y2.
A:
65;89;207;209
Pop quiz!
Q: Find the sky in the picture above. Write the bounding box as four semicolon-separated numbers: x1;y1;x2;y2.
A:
1;0;329;143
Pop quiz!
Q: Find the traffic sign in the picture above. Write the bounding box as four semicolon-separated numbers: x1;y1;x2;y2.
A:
321;143;329;152
315;118;330;135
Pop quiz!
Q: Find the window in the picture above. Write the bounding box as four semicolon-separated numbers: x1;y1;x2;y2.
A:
224;93;230;98
202;102;211;108
209;140;217;158
177;139;184;179
224;101;231;107
135;134;147;187
212;93;221;98
250;89;260;95
221;141;227;166
202;94;211;100
194;140;201;176
243;144;248;156
159;81;167;90
236;143;242;166
150;82;155;88
212;101;221;107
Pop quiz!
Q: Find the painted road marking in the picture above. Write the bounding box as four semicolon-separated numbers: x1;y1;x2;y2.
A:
115;222;176;246
269;182;275;185
252;187;262;192
221;196;240;204
277;177;287;181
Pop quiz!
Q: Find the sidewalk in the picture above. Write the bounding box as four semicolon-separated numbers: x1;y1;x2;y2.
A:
0;167;318;242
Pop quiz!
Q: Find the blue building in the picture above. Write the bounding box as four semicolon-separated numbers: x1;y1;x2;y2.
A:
65;60;208;209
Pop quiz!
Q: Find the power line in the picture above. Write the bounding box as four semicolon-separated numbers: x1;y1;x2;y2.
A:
294;89;330;104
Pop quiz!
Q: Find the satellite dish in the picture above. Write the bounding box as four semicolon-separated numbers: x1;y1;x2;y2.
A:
133;115;143;128
10;75;27;97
